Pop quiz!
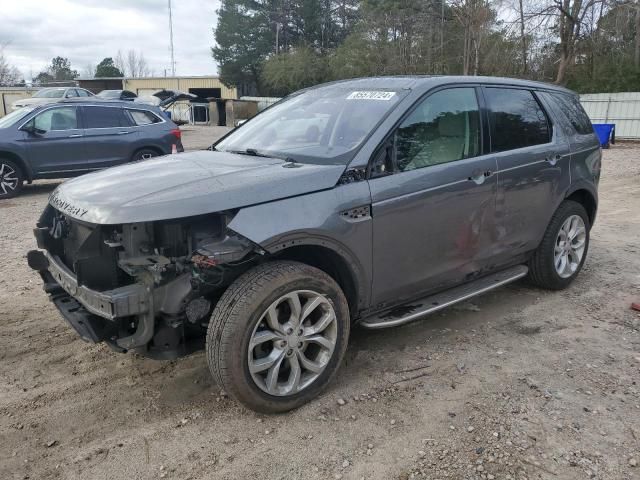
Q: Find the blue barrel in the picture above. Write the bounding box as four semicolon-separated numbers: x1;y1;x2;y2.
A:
592;124;615;148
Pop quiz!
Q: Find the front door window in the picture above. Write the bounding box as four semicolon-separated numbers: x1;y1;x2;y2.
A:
33;107;78;132
395;88;481;171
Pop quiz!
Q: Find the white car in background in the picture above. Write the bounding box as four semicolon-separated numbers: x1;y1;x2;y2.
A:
11;87;94;111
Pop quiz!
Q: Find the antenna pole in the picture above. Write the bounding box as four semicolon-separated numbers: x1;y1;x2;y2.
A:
168;0;176;76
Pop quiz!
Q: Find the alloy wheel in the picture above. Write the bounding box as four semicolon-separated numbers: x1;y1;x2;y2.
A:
554;214;586;278
248;290;337;396
0;162;19;196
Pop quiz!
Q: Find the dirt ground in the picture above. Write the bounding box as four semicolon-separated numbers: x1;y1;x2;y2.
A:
1;137;639;480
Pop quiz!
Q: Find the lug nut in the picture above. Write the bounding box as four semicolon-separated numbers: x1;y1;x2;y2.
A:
287;349;293;356
286;327;293;335
297;342;303;348
298;328;304;336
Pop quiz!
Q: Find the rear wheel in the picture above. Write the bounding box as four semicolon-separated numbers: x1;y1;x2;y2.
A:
132;148;161;161
0;159;24;199
206;261;350;413
528;200;590;290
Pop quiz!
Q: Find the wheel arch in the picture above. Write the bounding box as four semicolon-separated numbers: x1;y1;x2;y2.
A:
0;151;32;181
564;185;597;227
268;239;365;318
132;145;164;159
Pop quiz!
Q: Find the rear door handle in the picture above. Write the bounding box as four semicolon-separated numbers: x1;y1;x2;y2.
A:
117;131;131;135
468;169;493;185
68;134;83;138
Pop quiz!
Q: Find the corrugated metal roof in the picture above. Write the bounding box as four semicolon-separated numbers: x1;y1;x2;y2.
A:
580;92;640;139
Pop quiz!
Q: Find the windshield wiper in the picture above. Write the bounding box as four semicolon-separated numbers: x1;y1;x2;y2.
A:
228;148;274;158
228;148;298;164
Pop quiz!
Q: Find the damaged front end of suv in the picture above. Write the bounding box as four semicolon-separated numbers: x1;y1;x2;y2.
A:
28;205;264;359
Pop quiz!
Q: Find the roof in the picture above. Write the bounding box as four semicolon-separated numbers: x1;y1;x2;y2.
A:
310;75;575;95
25;98;160;110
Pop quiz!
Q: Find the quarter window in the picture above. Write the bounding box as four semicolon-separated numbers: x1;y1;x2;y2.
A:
395;88;481;172
84;106;130;128
484;88;551;152
128;110;162;126
32;107;78;131
549;92;593;135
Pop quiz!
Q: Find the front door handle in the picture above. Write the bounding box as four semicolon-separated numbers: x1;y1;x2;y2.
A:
68;134;83;138
545;154;562;166
117;131;131;135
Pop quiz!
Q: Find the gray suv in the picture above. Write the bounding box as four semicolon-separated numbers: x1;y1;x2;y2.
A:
0;100;183;198
28;77;600;412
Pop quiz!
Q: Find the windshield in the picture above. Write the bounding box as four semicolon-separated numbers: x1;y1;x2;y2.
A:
97;90;120;98
34;89;66;98
215;85;405;165
0;106;36;128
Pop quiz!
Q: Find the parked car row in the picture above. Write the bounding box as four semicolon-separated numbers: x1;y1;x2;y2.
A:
11;88;139;112
0;99;183;198
11;87;95;111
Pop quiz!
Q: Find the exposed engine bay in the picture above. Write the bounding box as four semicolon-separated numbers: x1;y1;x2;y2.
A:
28;206;264;359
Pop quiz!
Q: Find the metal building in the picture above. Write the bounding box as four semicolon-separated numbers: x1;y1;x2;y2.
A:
124;76;237;99
581;92;640;140
77;76;237;100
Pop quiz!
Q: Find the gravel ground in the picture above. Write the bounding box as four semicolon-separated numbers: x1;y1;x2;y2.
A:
1;143;639;480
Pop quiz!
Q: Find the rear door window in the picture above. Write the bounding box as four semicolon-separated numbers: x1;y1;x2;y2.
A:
484;88;551;152
84;106;130;128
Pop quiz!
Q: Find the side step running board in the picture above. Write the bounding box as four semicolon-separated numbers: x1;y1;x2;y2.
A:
360;265;528;329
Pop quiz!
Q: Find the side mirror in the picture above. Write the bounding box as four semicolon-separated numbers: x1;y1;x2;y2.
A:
20;121;45;136
370;139;395;178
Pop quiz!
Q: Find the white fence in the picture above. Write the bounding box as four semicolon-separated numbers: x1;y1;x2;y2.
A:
580;92;640;140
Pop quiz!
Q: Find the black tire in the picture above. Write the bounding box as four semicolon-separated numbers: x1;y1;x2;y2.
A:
206;260;350;413
131;148;161;161
0;158;24;199
528;200;590;290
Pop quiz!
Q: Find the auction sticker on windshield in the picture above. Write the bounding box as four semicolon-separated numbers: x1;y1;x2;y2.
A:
347;91;396;101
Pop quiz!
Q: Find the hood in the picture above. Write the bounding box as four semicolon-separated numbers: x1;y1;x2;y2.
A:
154;89;199;107
134;90;199;108
48;151;347;224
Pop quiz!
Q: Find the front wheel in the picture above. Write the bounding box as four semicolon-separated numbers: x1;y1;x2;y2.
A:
528;200;590;290
0;159;24;199
206;261;350;413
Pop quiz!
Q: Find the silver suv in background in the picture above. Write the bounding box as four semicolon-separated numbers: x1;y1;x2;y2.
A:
28;76;600;412
11;87;94;111
0;99;183;198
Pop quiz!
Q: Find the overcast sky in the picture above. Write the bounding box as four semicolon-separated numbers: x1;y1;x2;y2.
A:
1;0;220;80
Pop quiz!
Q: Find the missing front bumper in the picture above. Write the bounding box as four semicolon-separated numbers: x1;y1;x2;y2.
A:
28;249;155;350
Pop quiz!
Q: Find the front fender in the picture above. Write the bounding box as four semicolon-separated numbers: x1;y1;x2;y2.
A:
228;182;373;309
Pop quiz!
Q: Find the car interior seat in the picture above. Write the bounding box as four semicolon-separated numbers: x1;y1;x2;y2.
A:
50;111;75;130
428;113;466;165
